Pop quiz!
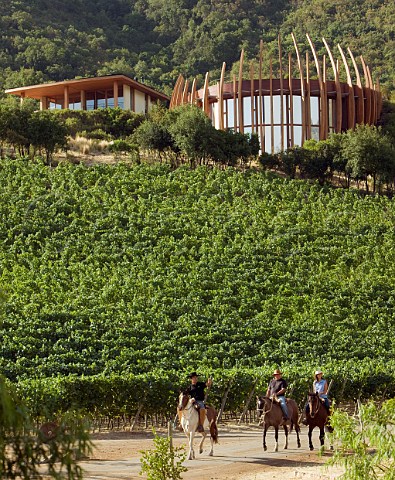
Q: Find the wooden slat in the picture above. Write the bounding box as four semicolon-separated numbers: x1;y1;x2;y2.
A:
322;54;328;139
291;33;306;145
347;47;364;125
305;51;311;140
278;34;284;151
367;65;376;125
306;34;325;140
258;40;264;151
323;37;342;132
250;62;255;132
238;49;245;133
218;62;226;130
176;76;185;107
182;79;189;105
233;75;237;131
338;44;355;129
288;53;294;148
170;74;182;108
270;57;274;154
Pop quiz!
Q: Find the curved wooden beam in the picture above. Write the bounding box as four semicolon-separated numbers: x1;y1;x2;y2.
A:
182;79;189;105
347;47;364;124
338;44;355;129
305;51;311;140
278;34;284;151
233;74;237;131
360;55;371;125
250;61;255;132
170;74;183;108
238;49;245;133
367;65;376;124
190;78;197;106
322;54;328;137
218;62;226;129
323;37;342;132
202;72;210;117
288;52;294;147
306;34;326;140
270;57;274;153
291;32;306;144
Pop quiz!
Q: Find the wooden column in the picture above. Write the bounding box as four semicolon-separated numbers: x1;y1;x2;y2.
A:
64;86;69;109
323;37;342;132
288;53;294;148
113;80;119;108
347;48;364;126
367;66;376;125
322;55;328;139
182;79;189;105
338;44;355;129
20;91;25;106
80;90;86;110
278;34;284;151
218;62;226;130
238;49;245;133
170;74;183;108
291;32;306;145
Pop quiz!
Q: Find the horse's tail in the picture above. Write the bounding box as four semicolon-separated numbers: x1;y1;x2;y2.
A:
210;421;218;444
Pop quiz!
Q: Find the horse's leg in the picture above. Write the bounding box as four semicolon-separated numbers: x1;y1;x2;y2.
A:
208;432;214;456
263;425;268;452
295;422;301;448
319;426;325;451
283;424;288;449
273;427;279;452
188;431;196;460
308;426;314;451
199;431;206;454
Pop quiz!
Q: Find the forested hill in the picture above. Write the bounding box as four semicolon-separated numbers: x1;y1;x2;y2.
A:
0;0;394;97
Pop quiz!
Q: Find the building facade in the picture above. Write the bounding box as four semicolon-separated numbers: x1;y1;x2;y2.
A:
5;74;169;114
170;34;382;153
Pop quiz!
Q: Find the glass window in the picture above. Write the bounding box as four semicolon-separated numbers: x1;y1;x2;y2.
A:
292;96;302;124
264;96;271;124
293;126;302;147
243;96;252;126
311;126;319;140
227;98;236;129
310;97;319;125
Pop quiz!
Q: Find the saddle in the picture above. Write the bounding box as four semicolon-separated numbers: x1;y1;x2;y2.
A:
193;403;217;423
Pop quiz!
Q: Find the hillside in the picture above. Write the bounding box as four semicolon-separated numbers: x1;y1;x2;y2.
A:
0;0;393;96
1;160;395;413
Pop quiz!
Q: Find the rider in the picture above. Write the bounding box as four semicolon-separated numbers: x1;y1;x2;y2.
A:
302;370;330;424
186;372;212;432
266;369;289;421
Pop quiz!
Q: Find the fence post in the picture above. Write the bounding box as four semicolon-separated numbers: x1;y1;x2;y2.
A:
217;379;233;424
238;378;258;425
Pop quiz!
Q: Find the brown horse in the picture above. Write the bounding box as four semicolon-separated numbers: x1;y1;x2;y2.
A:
305;392;332;451
256;396;301;452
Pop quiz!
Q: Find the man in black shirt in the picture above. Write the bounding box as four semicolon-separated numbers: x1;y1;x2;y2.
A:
266;369;289;421
186;372;212;432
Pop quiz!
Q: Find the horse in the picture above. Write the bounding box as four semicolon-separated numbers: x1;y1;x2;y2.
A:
177;391;218;460
256;396;301;452
305;392;333;451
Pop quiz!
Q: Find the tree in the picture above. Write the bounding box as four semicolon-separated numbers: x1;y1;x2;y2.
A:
342;125;395;193
28;111;67;164
328;399;395;480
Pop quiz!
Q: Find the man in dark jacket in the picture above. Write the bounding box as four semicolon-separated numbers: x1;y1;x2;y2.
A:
186;372;212;432
266;368;289;421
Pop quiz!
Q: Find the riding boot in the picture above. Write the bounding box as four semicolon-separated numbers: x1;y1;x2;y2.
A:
197;408;206;432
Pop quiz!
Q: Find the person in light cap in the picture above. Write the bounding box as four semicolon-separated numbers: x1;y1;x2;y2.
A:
313;370;330;411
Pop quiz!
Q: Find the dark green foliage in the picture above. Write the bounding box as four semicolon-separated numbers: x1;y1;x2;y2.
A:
1;161;395;416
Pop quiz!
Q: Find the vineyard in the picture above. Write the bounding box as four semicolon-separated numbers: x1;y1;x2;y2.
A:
0;159;394;421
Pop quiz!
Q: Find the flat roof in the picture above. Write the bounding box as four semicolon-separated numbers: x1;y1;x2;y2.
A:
5;74;169;102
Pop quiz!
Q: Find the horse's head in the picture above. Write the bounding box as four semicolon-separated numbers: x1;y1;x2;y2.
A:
256;396;271;416
178;391;191;411
307;392;320;418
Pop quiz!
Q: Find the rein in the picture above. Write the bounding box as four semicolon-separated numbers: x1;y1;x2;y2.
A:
309;395;321;418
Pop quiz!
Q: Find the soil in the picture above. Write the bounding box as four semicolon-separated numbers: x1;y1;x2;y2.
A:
78;425;344;479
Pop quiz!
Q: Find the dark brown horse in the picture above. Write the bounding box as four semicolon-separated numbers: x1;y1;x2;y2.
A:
305;392;332;451
256;396;301;452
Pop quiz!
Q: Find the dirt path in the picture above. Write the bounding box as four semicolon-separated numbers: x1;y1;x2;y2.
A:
79;425;344;479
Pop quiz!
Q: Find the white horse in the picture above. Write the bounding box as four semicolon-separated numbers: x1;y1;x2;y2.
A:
177;391;218;460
